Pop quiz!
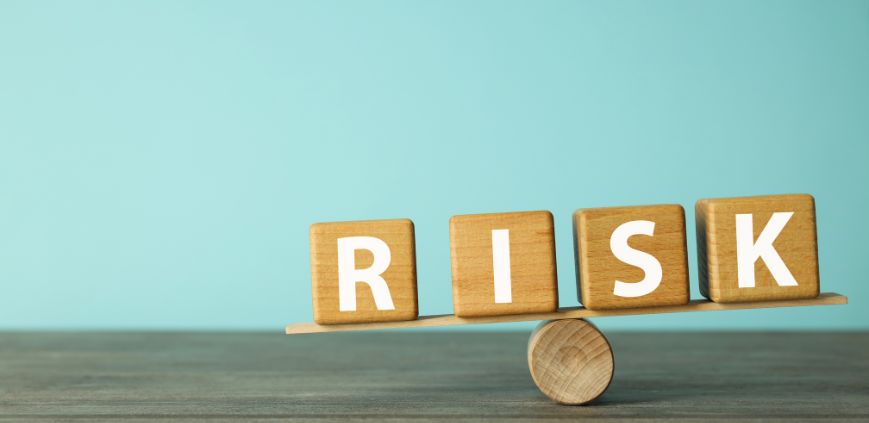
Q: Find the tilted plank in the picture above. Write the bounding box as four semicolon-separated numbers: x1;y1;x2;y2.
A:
286;292;847;335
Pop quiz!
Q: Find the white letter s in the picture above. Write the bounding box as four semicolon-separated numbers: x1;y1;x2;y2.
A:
610;220;663;298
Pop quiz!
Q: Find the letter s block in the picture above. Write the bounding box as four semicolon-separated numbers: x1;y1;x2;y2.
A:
450;211;558;317
574;204;689;310
310;219;418;324
696;194;820;303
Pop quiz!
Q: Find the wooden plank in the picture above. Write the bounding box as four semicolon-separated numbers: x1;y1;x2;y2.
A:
286;292;847;334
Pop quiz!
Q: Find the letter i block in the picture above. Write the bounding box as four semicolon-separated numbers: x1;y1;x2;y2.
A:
449;211;558;317
696;194;820;302
574;204;689;310
310;219;418;324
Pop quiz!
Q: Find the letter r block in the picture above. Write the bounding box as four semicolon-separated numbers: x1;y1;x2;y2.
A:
310;219;418;324
696;194;820;302
450;211;559;317
574;204;689;310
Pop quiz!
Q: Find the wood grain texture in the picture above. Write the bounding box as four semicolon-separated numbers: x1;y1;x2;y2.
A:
286;292;846;334
310;219;418;324
3;331;868;421
574;204;689;310
449;211;558;317
696;194;819;303
527;319;614;405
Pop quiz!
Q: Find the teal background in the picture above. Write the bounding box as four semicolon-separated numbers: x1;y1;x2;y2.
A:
1;1;867;330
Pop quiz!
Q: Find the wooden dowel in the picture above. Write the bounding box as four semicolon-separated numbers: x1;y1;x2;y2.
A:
528;319;613;405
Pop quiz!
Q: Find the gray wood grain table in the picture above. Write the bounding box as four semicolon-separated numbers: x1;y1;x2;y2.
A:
1;331;867;421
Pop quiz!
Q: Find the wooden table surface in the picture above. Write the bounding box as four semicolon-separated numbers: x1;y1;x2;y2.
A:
1;331;867;421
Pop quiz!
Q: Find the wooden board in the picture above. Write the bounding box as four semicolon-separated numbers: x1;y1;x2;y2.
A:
286;292;847;334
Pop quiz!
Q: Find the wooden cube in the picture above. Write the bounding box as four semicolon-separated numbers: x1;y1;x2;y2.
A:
696;194;820;303
574;204;689;310
449;211;558;317
310;219;418;324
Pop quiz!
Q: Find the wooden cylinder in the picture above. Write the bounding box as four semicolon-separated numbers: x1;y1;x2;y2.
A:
527;319;614;405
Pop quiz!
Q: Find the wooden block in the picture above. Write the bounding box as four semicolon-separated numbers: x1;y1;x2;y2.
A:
310;219;418;324
574;204;689;310
449;211;558;317
696;194;820;303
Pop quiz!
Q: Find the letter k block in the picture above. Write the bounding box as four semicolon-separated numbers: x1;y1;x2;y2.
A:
696;194;820;302
310;219;419;324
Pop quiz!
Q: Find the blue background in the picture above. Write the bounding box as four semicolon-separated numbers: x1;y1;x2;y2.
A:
1;1;867;330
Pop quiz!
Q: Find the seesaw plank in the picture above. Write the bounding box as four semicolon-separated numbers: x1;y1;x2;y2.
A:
285;292;847;335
